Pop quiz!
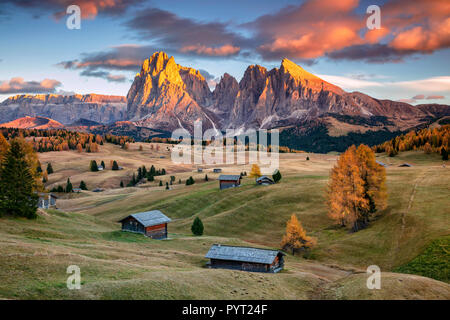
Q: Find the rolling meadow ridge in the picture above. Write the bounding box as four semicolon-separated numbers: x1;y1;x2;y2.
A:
0;142;448;299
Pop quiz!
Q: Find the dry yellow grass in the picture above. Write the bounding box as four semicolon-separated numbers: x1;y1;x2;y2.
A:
0;143;449;299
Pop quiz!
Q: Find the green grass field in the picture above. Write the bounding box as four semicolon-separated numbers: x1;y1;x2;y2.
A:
0;145;449;299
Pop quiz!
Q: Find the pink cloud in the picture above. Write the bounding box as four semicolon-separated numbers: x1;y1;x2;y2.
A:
0;77;61;94
180;44;240;57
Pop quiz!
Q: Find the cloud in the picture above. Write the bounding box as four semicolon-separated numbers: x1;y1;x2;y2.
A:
198;69;219;89
0;77;61;94
125;8;246;58
180;44;240;57
393;77;450;92
317;74;382;90
426;95;445;100
56;44;160;81
0;0;144;19
412;94;425;100
397;99;416;104
243;0;450;62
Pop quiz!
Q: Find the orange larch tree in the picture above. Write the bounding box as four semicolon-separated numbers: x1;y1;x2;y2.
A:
281;214;316;255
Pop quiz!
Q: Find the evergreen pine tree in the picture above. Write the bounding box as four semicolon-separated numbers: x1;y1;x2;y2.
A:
272;170;282;183
191;217;204;236
65;178;73;193
165;182;169;190
112;161;119;170
441;147;448;161
159;180;163;187
0;140;38;218
101;161;106;169
120;181;124;188
46;162;54;174
36;161;42;174
205;174;208;181
90;160;98;172
79;180;88;190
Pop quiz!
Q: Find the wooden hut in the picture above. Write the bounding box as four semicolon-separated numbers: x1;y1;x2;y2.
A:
205;244;285;273
256;176;275;185
37;193;57;209
399;163;412;167
218;175;241;190
118;210;171;239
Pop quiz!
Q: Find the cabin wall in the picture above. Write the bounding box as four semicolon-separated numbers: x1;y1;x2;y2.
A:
145;223;167;239
121;217;145;234
219;180;240;190
209;259;270;273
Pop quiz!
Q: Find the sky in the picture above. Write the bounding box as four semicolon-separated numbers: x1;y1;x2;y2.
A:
0;0;449;105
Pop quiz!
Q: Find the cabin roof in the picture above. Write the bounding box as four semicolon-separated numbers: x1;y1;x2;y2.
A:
399;163;412;167
205;244;284;264
256;176;274;182
119;210;171;227
218;175;241;181
376;160;388;167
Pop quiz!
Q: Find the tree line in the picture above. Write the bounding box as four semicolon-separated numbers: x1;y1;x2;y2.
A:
0;128;133;153
374;125;449;159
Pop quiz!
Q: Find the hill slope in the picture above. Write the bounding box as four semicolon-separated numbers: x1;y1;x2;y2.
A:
0;116;64;129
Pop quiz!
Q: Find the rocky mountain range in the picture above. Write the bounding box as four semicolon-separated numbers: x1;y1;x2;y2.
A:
126;52;449;134
0;94;126;125
1;51;449;151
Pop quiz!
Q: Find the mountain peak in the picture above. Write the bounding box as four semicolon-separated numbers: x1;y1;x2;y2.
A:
280;58;344;95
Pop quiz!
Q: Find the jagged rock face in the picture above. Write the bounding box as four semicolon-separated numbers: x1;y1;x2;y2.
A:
210;73;239;122
0;94;126;125
228;59;353;130
126;51;216;132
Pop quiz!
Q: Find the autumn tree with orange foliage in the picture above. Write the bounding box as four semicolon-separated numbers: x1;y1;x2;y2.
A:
0;133;9;163
327;145;386;232
281;214;316;255
249;164;262;178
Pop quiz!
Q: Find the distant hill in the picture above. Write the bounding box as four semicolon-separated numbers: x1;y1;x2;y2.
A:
0;116;64;130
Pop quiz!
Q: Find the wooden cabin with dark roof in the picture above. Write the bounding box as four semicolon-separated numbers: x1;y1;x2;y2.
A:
218;175;241;190
205;244;285;273
118;210;171;239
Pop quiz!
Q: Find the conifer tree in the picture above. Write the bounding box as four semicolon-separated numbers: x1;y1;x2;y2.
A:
112;161;119;170
191;217;204;236
36;161;42;174
65;178;73;193
0;139;38;218
249;164;262;178
42;170;48;183
120;181;124;188
281;214;316;255
0;133;9;163
101;161;106;169
272;170;282;183
159;180;163;187
205;174;208;181
441;147;448;161
90;160;98;172
79;180;87;190
165;182;169;190
46;162;54;174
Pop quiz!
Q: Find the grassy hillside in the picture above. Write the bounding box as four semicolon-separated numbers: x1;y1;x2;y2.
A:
0;144;449;299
